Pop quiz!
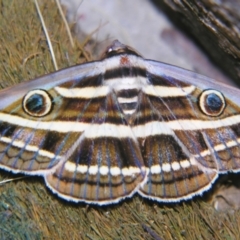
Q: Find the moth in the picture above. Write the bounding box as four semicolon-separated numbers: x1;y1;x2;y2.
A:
0;40;240;205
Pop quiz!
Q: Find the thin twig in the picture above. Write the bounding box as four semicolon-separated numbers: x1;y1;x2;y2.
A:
34;0;58;70
55;0;75;48
0;176;29;185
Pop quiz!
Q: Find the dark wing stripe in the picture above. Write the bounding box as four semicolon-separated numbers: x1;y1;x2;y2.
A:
41;131;61;152
59;74;103;88
0;122;17;137
104;67;146;80
147;72;191;87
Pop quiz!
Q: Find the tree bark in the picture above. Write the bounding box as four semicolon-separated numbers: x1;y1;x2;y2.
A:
154;0;240;85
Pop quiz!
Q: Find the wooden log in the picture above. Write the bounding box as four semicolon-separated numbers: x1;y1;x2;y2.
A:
154;0;240;85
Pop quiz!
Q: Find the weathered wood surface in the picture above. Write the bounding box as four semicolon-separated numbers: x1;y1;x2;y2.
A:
155;0;240;85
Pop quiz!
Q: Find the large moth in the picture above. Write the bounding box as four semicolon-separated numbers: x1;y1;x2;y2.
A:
0;40;239;205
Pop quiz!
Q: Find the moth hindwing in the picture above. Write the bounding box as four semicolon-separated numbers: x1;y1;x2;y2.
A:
0;40;240;205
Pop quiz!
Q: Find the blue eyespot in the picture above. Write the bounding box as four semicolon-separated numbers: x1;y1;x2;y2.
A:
23;89;52;117
199;89;225;116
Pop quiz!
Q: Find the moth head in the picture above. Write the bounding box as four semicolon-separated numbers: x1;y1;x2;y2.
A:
101;40;142;59
199;89;226;117
22;89;53;117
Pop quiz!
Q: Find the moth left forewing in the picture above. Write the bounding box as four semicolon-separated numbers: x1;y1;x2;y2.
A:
137;60;240;202
0;61;103;175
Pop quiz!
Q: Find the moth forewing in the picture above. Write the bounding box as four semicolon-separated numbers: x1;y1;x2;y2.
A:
147;59;240;105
